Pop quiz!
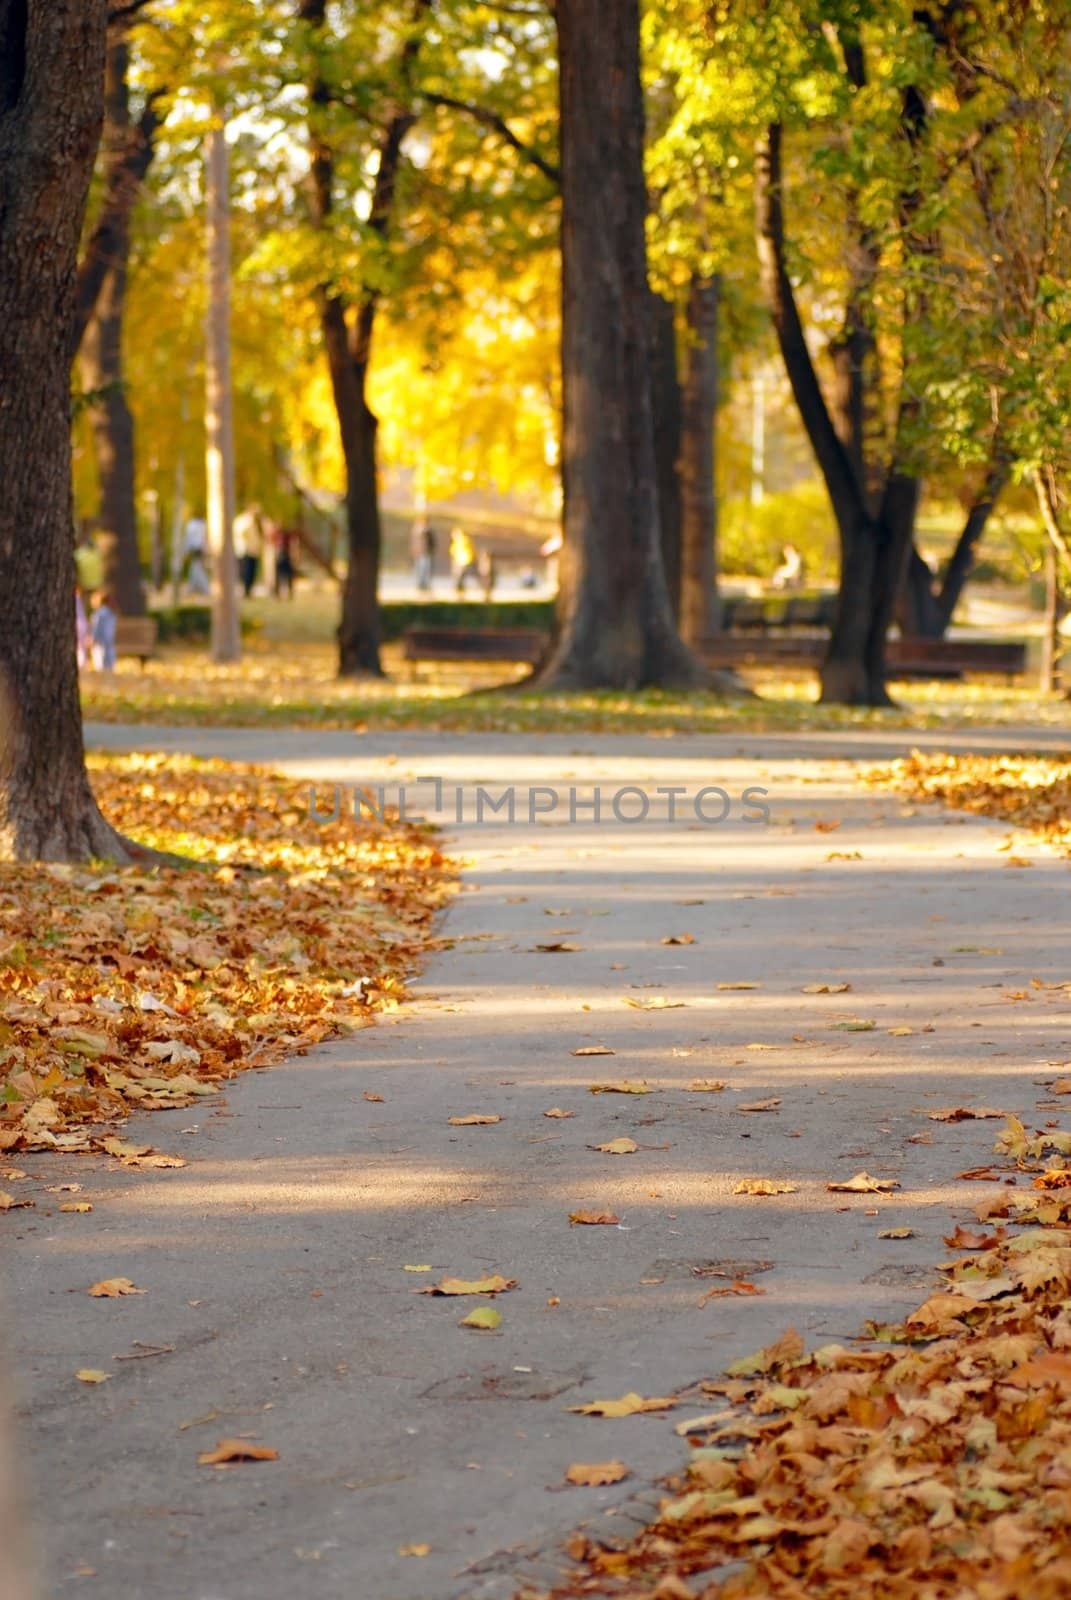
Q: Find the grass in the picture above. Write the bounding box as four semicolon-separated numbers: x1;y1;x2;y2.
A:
79;638;1071;735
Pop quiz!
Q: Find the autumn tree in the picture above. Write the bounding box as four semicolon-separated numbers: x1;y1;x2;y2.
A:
0;0;136;860
536;0;711;688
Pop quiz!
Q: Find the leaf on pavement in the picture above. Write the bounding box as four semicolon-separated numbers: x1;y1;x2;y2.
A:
591;1138;638;1155
420;1275;517;1296
624;997;685;1010
661;933;695;945
832;1019;876;1032
59;1202;93;1213
533;941;582;952
928;1106;1005;1122
686;1079;726;1092
570;1393;676;1417
75;1369;111;1384
569;1210;621;1226
879;1227;916;1239
716;982;760;990
403;1264;432;1273
734;1178;798;1196
197;1438;280;1467
0;1191;33;1211
571;1045;615;1056
447;1114;501;1126
700;1281;765;1301
827;1172;900;1193
736;1098;782;1113
589;1081;651;1095
362;1091;384;1102
459;1306;502;1331
564;1460;630;1487
398;1543;431;1558
801;982;851;994
544;1107;576;1118
87;1277;145;1298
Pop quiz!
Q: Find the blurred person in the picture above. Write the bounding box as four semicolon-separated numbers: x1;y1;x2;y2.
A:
273;525;296;599
771;542;804;590
233;503;265;598
477;549;497;600
410;517;437;591
540;530;562;591
89;590;117;671
73;527;103;595
450;526;479;594
74;585;90;671
182;511;209;595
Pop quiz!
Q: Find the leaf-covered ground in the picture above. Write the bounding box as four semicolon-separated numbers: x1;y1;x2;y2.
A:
864;752;1071;854
0;754;452;1161
537;1110;1071;1600
78;644;1071;735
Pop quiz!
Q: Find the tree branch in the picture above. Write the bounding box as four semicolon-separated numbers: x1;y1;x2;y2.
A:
422;89;560;185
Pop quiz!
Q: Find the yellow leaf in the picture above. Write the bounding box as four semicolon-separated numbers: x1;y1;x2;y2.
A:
447;1114;501;1126
398;1543;431;1557
420;1275;516;1296
928;1106;1006;1122
588;1081;651;1095
623;997;685;1010
801;982;851;994
403;1265;432;1273
826;1171;900;1193
544;1107;576;1118
197;1438;279;1467
879;1227;915;1239
591;1138;638;1155
686;1079;726;1092
716;981;759;990
564;1460;630;1487
571;1045;615;1056
736;1098;781;1113
733;1178;798;1196
0;1191;33;1212
459;1306;501;1331
569;1393;676;1417
569;1210;621;1226
87;1277;145;1298
60;1202;93;1213
75;1369;111;1384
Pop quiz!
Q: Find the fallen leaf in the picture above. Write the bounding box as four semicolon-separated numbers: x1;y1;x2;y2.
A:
832;1019;876;1032
700;1281;765;1300
686;1079;726;1092
403;1264;432;1273
888;1026;915;1036
398;1543;431;1558
0;1191;33;1211
362;1091;384;1103
589;1081;651;1095
86;1277;145;1298
420;1275;517;1296
879;1227;916;1239
734;1178;798;1196
624;997;685;1010
827;1172;900;1194
544;1107;576;1119
801;982;852;994
532;941;582;952
459;1306;502;1331
75;1369;111;1384
564;1460;630;1487
928;1106;1006;1122
591;1138;638;1155
447;1114;501;1126
661;934;695;945
736;1098;782;1113
570;1393;676;1417
197;1438;279;1467
571;1045;615;1056
59;1202;93;1213
569;1210;621;1226
717;981;760;990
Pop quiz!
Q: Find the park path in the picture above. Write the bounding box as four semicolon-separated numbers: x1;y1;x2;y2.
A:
5;725;1071;1600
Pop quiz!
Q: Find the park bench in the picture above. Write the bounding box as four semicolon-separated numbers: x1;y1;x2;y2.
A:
719;594;838;632
401;625;549;671
700;633;1027;680
115;615;159;667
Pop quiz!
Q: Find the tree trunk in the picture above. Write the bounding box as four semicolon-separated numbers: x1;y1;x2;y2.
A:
679;273;720;646
77;31;150;618
0;0;130;862
204;118;240;663
896;545;946;637
1041;540;1063;693
649;291;682;618
538;0;709;689
896;456;1008;637
336;394;383;677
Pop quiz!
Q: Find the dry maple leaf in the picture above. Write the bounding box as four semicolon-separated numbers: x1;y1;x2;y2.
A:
86;1277;145;1298
827;1171;900;1194
197;1438;280;1467
928;1106;1005;1122
591;1138;638;1155
569;1393;676;1417
564;1460;630;1487
733;1178;798;1196
569;1210;620;1226
588;1081;651;1096
447;1114;501;1126
419;1275;517;1296
700;1281;765;1301
571;1045;615;1056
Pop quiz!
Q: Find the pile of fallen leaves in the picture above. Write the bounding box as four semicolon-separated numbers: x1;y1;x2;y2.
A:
864;752;1071;853
544;1111;1071;1600
0;754;451;1159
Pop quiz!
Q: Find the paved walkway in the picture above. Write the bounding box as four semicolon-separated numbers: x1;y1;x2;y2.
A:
6;726;1071;1599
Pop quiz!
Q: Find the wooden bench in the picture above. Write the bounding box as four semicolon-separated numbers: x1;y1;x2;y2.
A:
700;633;1027;681
401;626;549;670
115;615;159;666
720;595;837;632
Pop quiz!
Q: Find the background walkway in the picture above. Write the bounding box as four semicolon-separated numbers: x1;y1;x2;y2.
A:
6;727;1071;1599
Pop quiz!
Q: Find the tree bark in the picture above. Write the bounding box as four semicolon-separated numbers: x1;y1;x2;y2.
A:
650;290;682;619
679;273;720;646
76;32;156;618
204;118;240;663
896;455;1009;637
537;0;710;689
0;0;132;861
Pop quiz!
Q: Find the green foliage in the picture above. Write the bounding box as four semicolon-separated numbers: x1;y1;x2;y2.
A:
720;483;839;581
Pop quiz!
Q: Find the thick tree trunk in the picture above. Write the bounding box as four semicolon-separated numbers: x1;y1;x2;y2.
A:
649;291;682;619
77;32;150;618
0;0;135;862
538;0;710;689
679;273;720;647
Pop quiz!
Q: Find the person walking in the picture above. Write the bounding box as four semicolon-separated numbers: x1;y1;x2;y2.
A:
273;525;296;599
410;517;437;592
182;512;209;595
233;504;265;598
450;526;478;594
89;590;118;671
